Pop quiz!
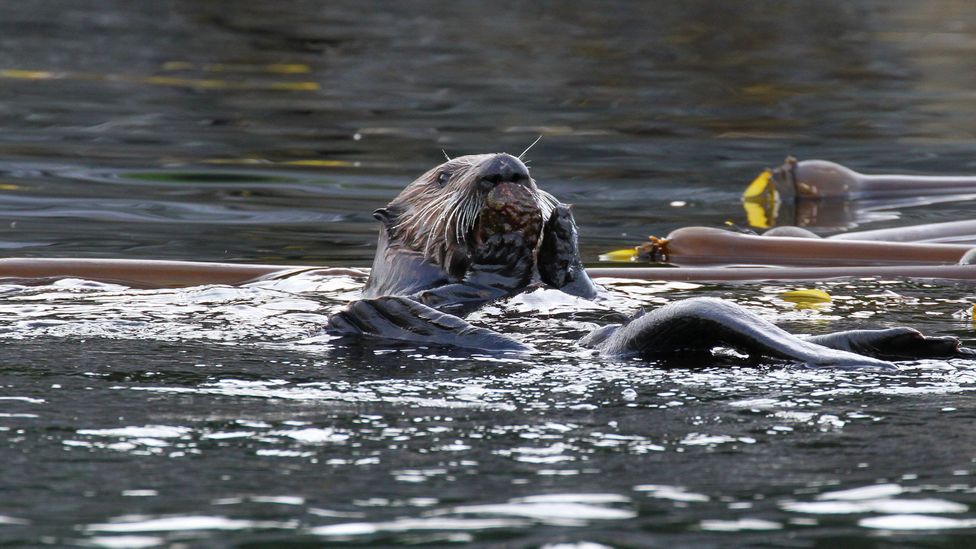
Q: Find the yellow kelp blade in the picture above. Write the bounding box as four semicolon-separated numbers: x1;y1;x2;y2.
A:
162;62;311;74
0;69;57;80
742;169;772;199
742;169;780;228
781;289;832;304
282;159;356;168
742;200;771;229
599;248;638;262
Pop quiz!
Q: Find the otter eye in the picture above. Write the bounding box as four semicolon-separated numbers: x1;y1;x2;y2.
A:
437;171;451;186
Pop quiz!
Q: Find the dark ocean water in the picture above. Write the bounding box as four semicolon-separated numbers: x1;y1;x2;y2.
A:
1;1;976;546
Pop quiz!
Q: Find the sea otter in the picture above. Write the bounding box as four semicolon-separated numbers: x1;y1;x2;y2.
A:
327;153;970;368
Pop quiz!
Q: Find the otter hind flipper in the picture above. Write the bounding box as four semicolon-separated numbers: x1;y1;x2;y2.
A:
586;297;896;369
326;296;530;352
804;327;971;360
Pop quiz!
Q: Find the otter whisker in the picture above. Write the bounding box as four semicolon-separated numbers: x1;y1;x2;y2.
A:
448;189;474;250
445;197;464;246
453;200;466;244
451;189;477;247
537;189;559;221
400;192;451;255
462;199;480;242
518;135;543;161
421;199;451;257
430;199;456;252
457;209;468;245
396;198;440;238
460;201;476;244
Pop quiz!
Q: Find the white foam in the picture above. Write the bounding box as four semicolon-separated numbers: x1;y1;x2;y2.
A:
699;518;782;531
859;514;976;530
86;515;295;533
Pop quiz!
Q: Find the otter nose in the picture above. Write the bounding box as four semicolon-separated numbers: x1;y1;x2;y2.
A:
479;154;530;189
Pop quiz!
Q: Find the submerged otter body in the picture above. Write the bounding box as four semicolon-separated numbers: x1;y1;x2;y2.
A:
328;153;970;368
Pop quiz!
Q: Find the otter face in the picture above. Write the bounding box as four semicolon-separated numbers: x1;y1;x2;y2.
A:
376;153;558;279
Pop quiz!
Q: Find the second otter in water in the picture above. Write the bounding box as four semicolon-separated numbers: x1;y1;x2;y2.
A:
329;153;970;368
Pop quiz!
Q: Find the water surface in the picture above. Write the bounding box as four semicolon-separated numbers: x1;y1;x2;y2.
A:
2;1;976;546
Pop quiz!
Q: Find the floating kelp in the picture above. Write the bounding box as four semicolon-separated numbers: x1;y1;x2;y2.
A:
603;227;972;267
742;157;976;228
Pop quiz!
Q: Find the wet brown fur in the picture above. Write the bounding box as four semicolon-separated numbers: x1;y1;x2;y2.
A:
381;153;559;278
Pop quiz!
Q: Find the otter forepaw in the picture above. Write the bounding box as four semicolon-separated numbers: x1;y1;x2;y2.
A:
469;232;536;288
538;204;599;299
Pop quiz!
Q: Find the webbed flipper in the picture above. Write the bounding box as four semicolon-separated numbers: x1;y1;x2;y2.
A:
326;295;530;352
585;297;896;369
804;327;972;360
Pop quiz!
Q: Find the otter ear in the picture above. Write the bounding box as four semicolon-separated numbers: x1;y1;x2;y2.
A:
373;208;392;225
373;208;395;227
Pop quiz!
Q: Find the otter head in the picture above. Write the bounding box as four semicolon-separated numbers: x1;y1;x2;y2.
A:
375;153;558;279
